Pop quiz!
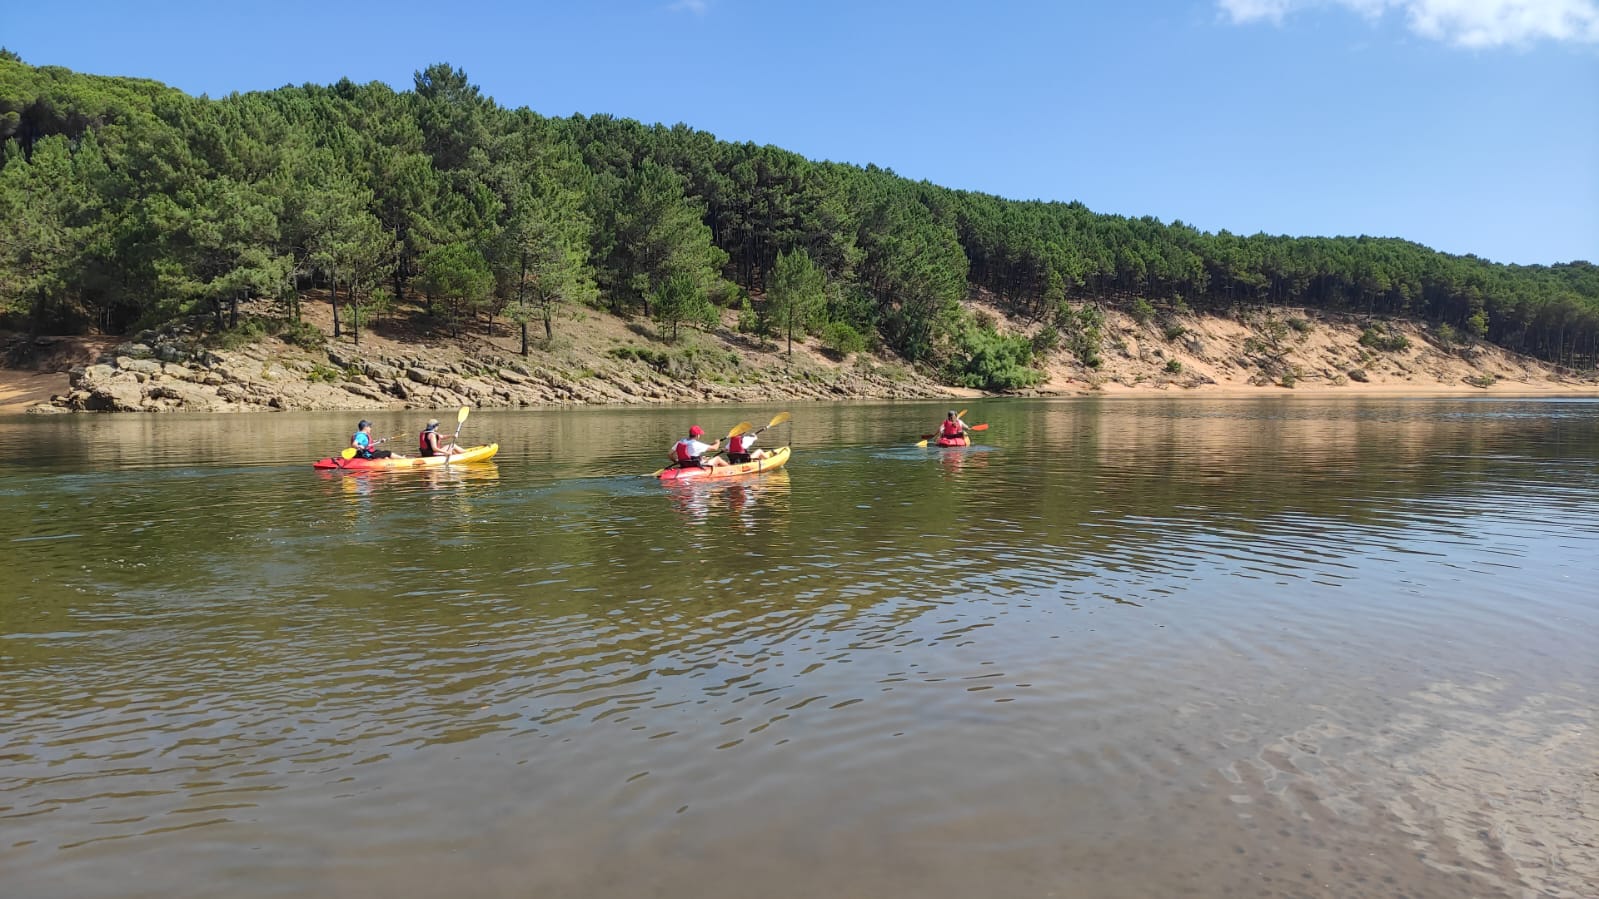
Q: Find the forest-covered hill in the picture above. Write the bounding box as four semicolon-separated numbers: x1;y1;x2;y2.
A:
3;53;1596;390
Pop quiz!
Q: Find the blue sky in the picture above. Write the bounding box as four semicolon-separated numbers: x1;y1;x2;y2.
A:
4;0;1596;265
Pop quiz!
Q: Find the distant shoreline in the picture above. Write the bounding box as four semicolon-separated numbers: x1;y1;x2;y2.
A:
5;301;1596;416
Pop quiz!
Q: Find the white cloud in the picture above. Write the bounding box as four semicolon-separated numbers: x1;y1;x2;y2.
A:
669;0;710;14
1218;0;1599;47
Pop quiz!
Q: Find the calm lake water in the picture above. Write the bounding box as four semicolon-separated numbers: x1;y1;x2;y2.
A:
3;397;1597;898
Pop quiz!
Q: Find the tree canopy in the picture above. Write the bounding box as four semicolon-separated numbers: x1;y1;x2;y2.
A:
2;57;1595;372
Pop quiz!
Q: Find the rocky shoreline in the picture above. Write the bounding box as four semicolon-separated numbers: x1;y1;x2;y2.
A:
16;324;958;415
9;302;1598;415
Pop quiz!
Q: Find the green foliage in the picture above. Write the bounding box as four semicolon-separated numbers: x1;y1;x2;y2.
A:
419;242;492;334
1053;302;1103;367
1165;358;1183;374
280;319;326;350
304;362;345;383
947;312;1042;390
1;56;1595;374
1161;320;1187;341
767;248;826;355
821;320;866;357
1467;309;1489;338
1030;324;1061;354
735;295;765;339
1359;325;1411;352
204;315;325;351
1435;321;1460;349
651;273;717;344
1288;316;1313;333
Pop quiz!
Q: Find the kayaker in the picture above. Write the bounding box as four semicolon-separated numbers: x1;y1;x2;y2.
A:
350;420;398;459
937;410;969;441
670;425;727;469
725;428;768;464
418;418;457;458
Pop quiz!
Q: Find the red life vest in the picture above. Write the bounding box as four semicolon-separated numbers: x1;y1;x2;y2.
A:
673;439;698;463
940;419;963;437
419;428;435;455
728;434;748;454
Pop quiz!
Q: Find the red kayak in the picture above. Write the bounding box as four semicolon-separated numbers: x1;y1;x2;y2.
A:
935;436;968;447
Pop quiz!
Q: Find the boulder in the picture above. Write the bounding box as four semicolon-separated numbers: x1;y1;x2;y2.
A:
362;360;399;381
86;379;147;412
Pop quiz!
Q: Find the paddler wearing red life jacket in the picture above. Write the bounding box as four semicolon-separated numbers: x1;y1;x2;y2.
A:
671;425;728;469
418;418;457;457
938;410;968;440
726;429;768;464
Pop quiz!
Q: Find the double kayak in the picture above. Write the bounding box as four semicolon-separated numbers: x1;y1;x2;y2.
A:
658;446;791;481
312;443;499;470
935;436;969;447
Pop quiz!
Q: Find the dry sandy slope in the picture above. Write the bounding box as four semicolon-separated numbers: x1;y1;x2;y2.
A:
1019;304;1597;396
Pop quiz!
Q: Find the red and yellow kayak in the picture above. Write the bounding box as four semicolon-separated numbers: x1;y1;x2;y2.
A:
935;436;968;447
313;443;499;470
658;446;790;481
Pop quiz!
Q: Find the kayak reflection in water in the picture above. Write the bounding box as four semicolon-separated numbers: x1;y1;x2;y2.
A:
668;425;728;470
351;420;401;459
417;418;457;457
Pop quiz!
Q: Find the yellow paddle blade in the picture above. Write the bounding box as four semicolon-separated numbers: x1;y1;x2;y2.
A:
958;408;968;419
766;411;791;428
915;439;928;448
726;420;754;438
457;406;470;424
341;447;359;460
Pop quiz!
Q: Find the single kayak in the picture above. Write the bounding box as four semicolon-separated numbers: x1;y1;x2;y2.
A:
935;436;969;447
312;443;499;470
658;446;791;481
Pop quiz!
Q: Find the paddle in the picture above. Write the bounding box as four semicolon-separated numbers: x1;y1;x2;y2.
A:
750;410;791;436
915;408;968;448
916;423;989;439
443;406;470;463
718;412;791;457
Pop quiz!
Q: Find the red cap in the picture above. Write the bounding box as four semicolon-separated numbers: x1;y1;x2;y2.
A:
689;425;704;437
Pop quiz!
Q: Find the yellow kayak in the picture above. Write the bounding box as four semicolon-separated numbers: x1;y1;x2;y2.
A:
657;446;790;481
313;443;499;469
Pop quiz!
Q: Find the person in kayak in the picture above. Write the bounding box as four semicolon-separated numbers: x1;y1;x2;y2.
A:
670;425;728;469
725;428;768;464
418;418;457;458
351;420;399;459
936;410;969;442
